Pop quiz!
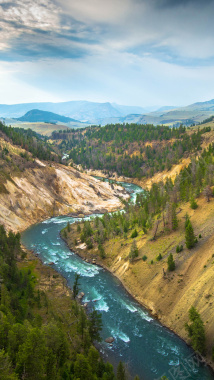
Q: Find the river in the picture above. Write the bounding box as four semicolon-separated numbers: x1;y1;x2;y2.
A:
21;181;214;380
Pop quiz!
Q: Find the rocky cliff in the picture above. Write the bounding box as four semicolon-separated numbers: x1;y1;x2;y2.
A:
0;158;128;232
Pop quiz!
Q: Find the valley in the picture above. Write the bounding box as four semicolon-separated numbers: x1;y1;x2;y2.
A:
1;0;214;378
0;118;214;379
21;183;214;380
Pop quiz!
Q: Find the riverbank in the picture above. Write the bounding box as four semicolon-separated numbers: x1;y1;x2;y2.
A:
62;196;214;371
63;241;214;374
85;158;191;190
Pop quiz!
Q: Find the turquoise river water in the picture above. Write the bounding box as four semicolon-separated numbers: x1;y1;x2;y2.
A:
21;181;214;380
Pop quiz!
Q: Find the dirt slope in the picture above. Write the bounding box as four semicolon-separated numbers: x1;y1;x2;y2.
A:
0;160;128;232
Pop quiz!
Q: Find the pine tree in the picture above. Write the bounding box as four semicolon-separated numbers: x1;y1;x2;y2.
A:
185;306;206;354
78;307;87;340
185;213;190;228
117;361;126;380
171;203;178;230
167;253;175;271
88;309;102;342
185;219;196;249
129;240;139;261
67;222;70;232
73;354;92;380
73;273;80;300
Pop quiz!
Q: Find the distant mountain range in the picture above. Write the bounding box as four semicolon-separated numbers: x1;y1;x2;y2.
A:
0;101;148;121
90;99;214;126
1;99;214;127
16;109;79;124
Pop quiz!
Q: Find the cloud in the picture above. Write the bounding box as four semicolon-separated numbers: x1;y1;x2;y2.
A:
153;0;213;8
1;0;214;63
0;0;214;105
0;0;103;61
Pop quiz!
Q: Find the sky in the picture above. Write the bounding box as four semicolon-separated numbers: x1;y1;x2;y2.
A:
1;0;214;106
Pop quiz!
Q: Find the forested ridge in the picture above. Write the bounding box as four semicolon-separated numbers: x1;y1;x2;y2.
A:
0;122;63;194
70;141;214;252
0;122;61;163
52;123;211;178
63;133;214;272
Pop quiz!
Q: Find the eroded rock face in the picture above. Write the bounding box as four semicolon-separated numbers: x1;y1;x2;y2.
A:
0;162;129;232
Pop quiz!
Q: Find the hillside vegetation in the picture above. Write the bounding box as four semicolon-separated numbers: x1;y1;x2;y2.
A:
17;109;78;123
63;134;214;363
51;123;211;178
0;122;61;162
0;225;130;380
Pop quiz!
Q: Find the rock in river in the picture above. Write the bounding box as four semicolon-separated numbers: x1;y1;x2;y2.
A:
105;337;115;344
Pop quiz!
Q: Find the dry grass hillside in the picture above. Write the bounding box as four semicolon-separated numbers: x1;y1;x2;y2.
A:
65;190;214;363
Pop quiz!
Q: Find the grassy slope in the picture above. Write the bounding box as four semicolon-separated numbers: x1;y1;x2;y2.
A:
9;120;88;136
12;122;70;136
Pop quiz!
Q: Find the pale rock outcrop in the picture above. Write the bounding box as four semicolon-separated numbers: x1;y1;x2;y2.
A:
0;161;129;232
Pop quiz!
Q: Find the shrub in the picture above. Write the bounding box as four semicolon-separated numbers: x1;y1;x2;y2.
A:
80;233;85;243
156;253;162;261
86;238;93;249
176;245;183;253
131;229;138;238
98;243;106;259
142;255;147;262
190;198;198;210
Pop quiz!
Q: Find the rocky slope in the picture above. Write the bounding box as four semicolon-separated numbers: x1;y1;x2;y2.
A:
0;158;128;233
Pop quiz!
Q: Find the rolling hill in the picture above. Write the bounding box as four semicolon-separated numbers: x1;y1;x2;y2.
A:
92;99;214;126
16;109;79;123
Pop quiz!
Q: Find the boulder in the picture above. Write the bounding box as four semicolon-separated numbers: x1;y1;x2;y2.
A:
77;292;85;300
105;337;115;344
